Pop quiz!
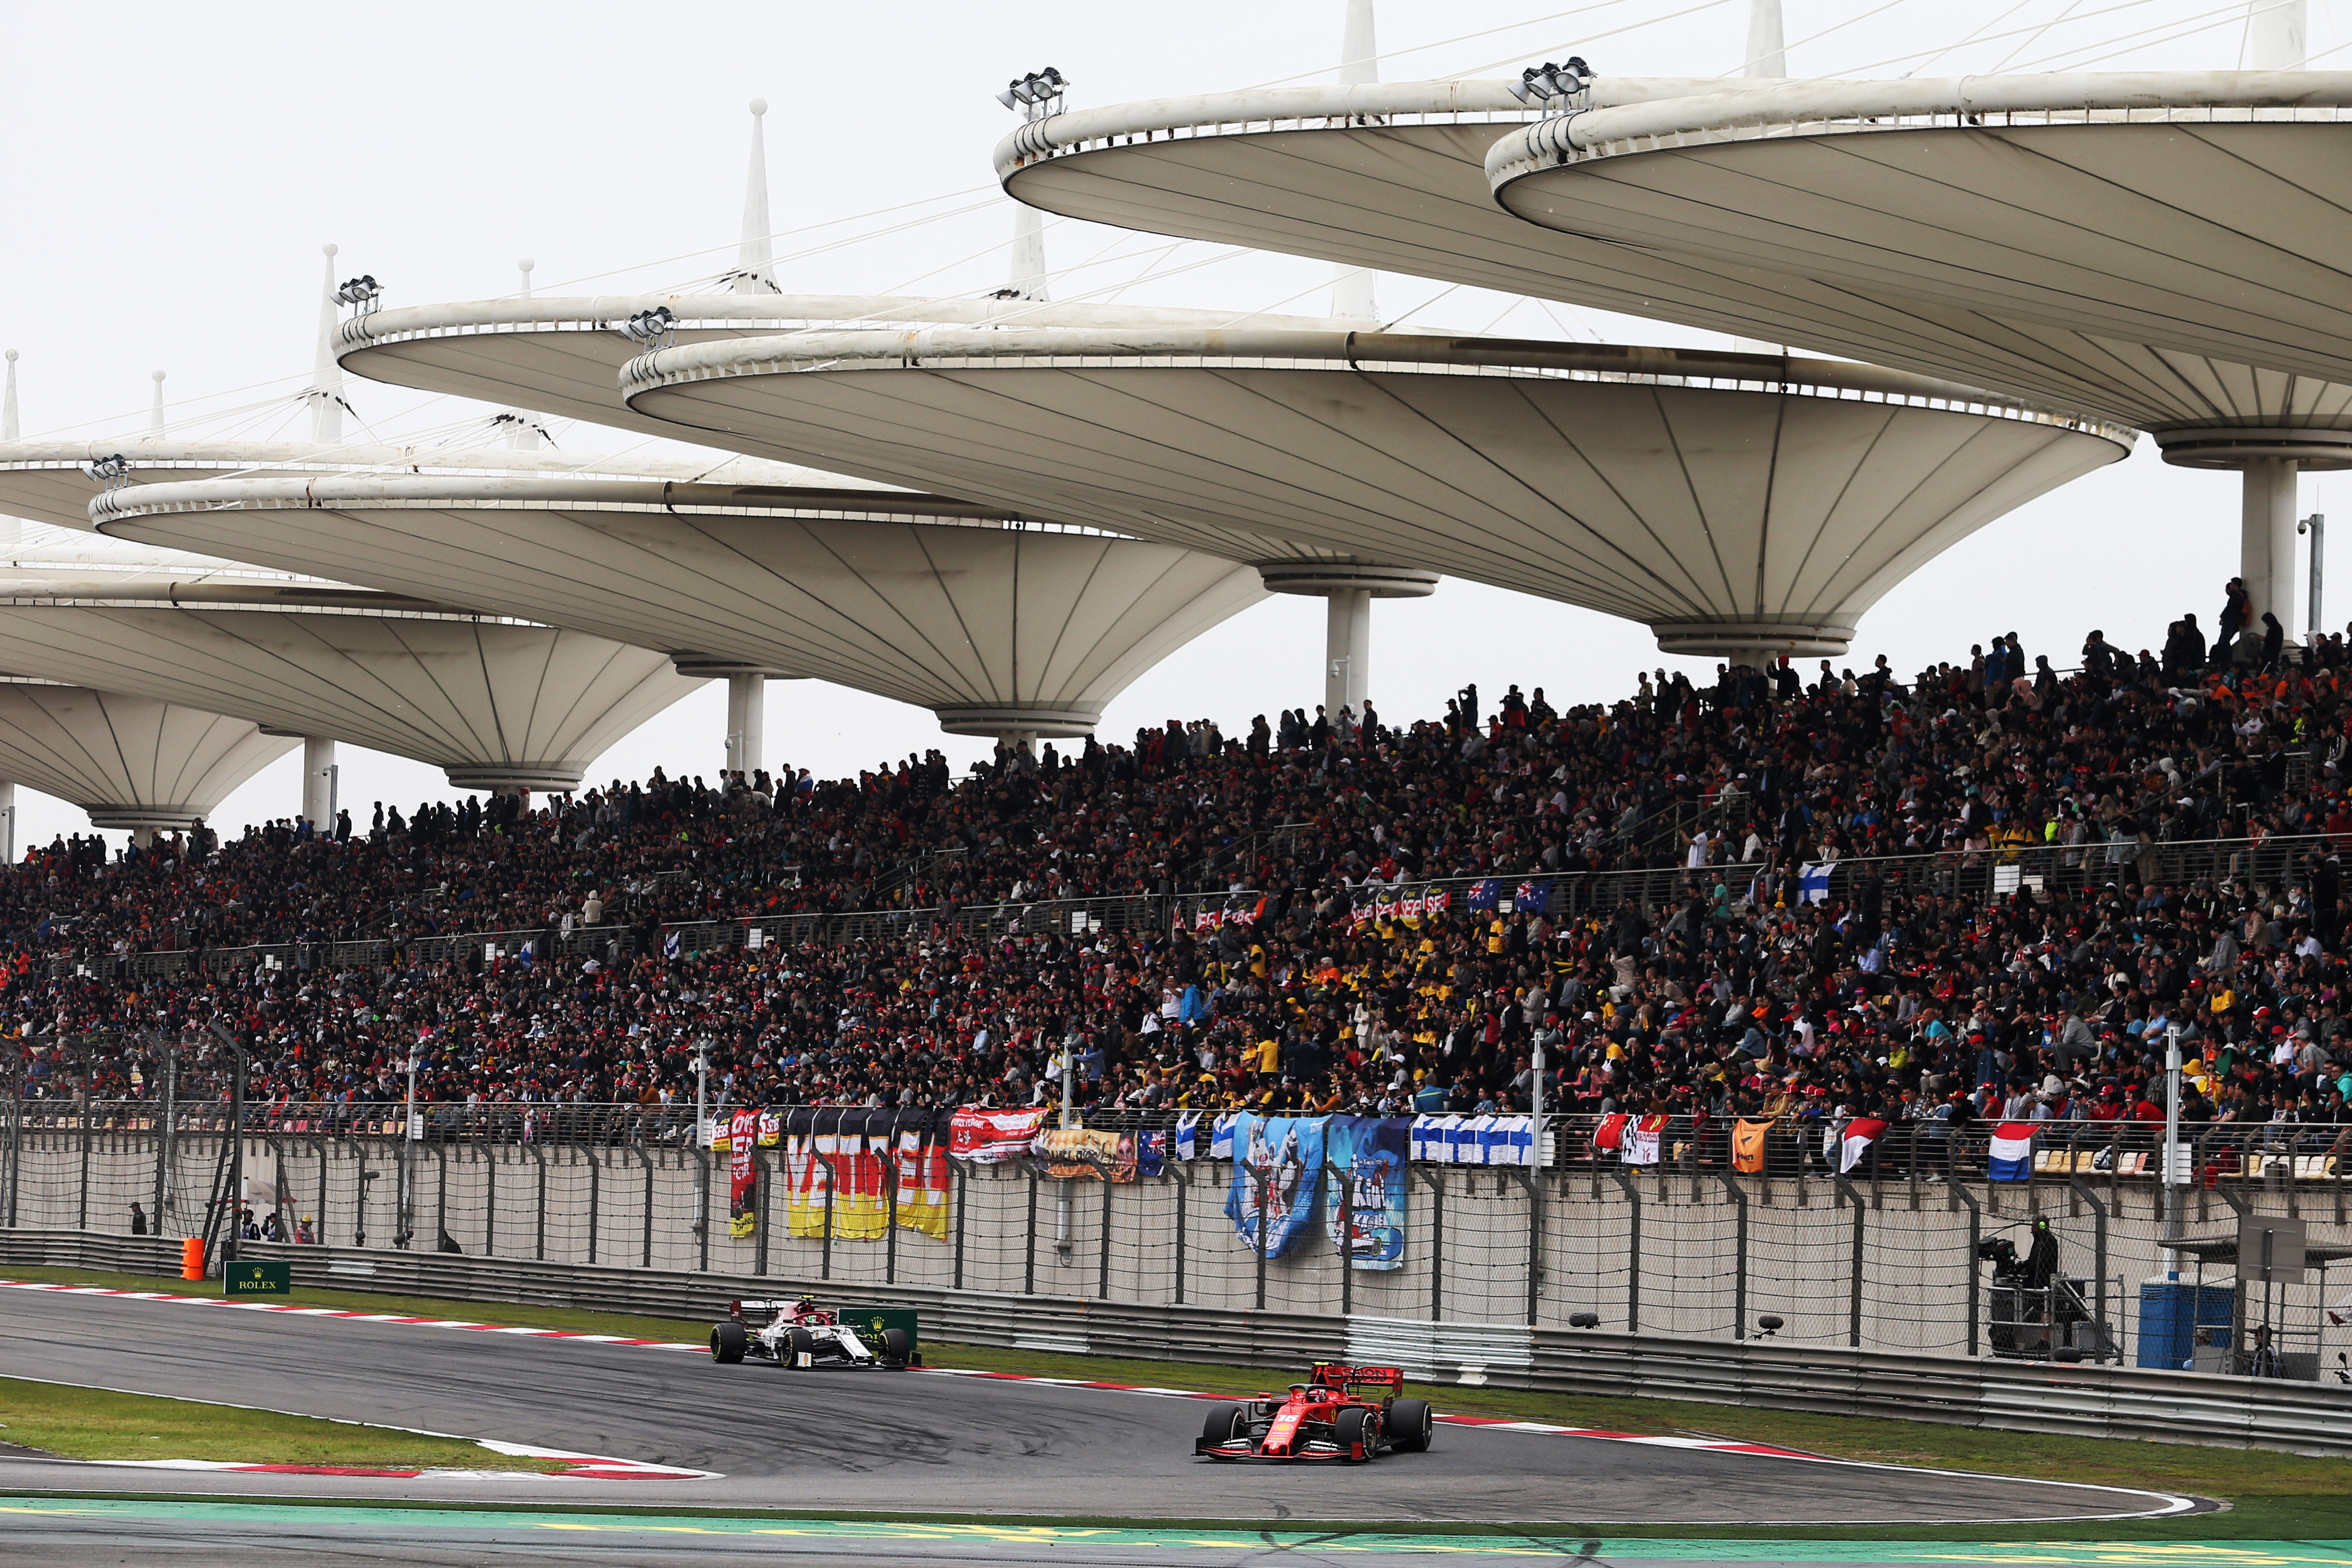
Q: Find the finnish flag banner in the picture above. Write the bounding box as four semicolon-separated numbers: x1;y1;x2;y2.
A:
1988;1122;2036;1182
1799;862;1836;905
1174;1110;1202;1161
1209;1112;1239;1160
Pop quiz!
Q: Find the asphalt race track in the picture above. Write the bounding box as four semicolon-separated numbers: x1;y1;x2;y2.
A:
0;1287;2192;1548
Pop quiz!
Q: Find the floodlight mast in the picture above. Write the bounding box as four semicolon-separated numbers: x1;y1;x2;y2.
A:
310;244;347;444
1331;0;1379;323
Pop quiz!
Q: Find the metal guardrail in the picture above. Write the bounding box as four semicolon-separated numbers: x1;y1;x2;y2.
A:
3;1229;2344;1457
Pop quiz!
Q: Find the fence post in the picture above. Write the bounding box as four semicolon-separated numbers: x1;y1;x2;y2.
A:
1172;1165;1186;1306
1715;1171;1749;1339
1416;1166;1446;1323
1336;1158;1353;1320
352;1142;370;1249
1097;1176;1112;1300
1255;1166;1269;1312
1950;1177;1981;1357
951;1160;967;1291
1834;1174;1866;1348
524;1142;547;1261
583;1143;602;1266
2067;1175;2115;1364
1607;1169;1642;1333
5;1074;19;1228
886;1149;900;1288
152;1049;172;1236
1023;1164;1038;1296
754;1145;773;1277
483;1147;496;1258
632;1145;654;1269
817;1148;837;1282
78;1114;92;1231
434;1144;449;1247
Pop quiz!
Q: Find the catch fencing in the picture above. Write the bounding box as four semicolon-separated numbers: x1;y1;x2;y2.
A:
5;1228;2348;1458
10;1106;2352;1381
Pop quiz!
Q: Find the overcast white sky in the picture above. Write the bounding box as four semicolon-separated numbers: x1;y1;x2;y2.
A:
0;0;2339;850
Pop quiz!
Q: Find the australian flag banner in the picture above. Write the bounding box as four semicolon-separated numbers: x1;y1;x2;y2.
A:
1466;878;1500;912
1324;1115;1409;1270
1225;1112;1326;1259
1515;878;1553;915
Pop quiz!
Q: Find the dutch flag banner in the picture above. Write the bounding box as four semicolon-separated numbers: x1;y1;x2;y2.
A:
1988;1122;2036;1183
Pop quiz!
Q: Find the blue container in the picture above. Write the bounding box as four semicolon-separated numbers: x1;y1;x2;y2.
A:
2137;1279;2234;1369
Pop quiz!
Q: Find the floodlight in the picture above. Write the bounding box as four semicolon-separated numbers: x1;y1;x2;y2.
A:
82;454;130;484
620;306;677;345
333;275;382;308
1508;58;1592;106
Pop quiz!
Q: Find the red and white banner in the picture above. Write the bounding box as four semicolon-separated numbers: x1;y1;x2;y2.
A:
1838;1117;1891;1174
727;1107;760;1239
948;1107;1047;1163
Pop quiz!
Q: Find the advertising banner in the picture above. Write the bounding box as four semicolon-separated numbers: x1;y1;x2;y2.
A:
1325;1115;1409;1270
1224;1112;1326;1259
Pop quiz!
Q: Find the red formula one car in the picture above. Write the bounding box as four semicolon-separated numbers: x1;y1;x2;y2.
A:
1195;1363;1434;1463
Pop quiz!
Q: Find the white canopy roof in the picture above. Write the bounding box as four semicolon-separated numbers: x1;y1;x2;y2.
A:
88;478;1264;739
607;326;2127;656
0;682;293;831
331;294;1376;572
0;436;826;535
993;77;2348;432
0;569;697;792
1486;73;2352;403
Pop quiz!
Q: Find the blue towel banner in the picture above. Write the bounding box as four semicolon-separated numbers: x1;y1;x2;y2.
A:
1224;1112;1326;1259
1325;1115;1410;1271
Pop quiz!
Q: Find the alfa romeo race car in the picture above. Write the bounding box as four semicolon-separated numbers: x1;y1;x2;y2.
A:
708;1297;915;1370
1195;1363;1433;1462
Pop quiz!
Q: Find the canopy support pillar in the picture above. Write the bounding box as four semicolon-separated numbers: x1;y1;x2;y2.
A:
301;735;336;831
1256;562;1437;732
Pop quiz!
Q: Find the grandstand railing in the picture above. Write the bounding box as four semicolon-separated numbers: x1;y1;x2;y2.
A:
32;833;2343;983
16;1101;2347;1200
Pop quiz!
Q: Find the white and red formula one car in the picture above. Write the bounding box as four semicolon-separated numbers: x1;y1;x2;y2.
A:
708;1296;915;1370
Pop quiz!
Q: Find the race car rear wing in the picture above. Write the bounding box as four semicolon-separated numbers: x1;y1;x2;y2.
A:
1309;1362;1404;1391
729;1298;802;1322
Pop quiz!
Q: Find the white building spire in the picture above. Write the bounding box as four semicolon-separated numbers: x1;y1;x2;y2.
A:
732;98;777;293
1332;0;1380;321
1744;0;1786;77
2249;0;2307;69
309;243;345;444
148;370;167;438
517;257;535;299
3;351;16;443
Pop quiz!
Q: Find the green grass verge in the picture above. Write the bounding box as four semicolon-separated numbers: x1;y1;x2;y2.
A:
8;1263;2349;1540
0;1376;559;1472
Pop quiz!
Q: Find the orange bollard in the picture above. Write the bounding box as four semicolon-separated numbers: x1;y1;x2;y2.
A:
181;1236;205;1280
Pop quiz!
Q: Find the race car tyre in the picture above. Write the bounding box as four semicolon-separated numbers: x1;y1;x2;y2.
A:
1334;1406;1371;1462
880;1328;911;1367
1200;1403;1245;1446
785;1326;817;1367
1387;1397;1434;1452
710;1321;747;1364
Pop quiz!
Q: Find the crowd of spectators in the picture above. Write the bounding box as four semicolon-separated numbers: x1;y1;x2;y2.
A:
11;595;2352;1158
